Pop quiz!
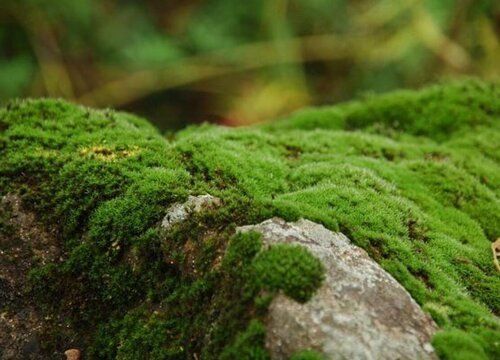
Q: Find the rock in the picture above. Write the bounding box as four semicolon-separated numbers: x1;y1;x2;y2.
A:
161;194;221;230
492;238;500;272
238;218;437;360
64;349;81;360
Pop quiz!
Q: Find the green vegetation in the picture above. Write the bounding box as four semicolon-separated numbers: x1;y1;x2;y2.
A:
432;330;488;360
252;244;324;303
0;79;499;359
289;350;325;360
220;320;269;360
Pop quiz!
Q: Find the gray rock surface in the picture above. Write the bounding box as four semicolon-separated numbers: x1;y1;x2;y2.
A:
161;194;221;230
238;218;437;360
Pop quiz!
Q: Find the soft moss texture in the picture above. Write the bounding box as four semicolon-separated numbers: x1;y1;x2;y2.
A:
432;330;488;360
0;79;499;359
219;320;270;360
252;244;324;303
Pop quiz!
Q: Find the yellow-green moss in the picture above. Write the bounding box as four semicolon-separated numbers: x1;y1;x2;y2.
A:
1;79;499;359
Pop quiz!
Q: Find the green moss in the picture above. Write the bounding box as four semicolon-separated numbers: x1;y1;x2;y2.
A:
252;244;324;303
289;350;325;360
220;320;270;360
271;79;499;142
432;330;488;360
90;308;187;360
1;79;499;358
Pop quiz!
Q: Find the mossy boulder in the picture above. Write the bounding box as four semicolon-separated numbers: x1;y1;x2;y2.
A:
239;218;437;359
0;79;499;359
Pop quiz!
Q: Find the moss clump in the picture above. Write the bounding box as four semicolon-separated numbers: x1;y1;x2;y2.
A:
432;330;488;360
252;244;324;303
0;79;499;358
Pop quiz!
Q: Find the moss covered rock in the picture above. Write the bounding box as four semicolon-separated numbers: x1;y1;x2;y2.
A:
0;79;499;359
240;218;437;359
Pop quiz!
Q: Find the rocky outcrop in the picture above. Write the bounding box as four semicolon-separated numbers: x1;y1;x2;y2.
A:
64;349;81;360
238;218;437;360
2;83;497;359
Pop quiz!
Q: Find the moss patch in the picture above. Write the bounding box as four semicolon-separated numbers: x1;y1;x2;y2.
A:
219;320;269;360
289;350;325;360
1;79;499;358
252;244;324;303
432;330;488;360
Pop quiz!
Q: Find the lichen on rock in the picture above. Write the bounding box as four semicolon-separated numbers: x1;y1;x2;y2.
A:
0;79;499;359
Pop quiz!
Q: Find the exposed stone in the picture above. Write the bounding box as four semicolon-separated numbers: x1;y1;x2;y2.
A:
64;348;81;360
492;238;500;272
161;194;221;230
238;218;437;360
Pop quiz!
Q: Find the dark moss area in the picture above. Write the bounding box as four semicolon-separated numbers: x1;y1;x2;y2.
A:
0;79;499;359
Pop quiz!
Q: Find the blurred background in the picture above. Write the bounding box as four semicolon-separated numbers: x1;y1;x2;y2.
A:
0;0;498;130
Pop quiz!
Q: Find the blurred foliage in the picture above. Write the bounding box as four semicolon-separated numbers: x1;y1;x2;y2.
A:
0;0;498;129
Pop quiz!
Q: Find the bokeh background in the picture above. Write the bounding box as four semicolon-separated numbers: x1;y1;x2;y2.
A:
1;0;498;130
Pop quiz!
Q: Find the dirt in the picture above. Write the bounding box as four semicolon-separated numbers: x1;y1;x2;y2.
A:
0;194;62;359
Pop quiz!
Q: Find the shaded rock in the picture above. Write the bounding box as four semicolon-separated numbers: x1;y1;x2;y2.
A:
161;194;221;230
238;218;437;360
